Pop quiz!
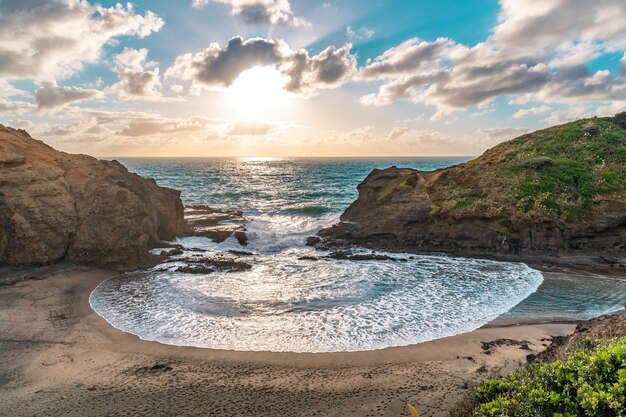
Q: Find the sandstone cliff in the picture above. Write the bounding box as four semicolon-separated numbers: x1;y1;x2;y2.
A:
0;125;190;270
319;115;626;271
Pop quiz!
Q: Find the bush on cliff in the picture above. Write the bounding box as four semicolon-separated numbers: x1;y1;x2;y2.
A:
453;339;626;416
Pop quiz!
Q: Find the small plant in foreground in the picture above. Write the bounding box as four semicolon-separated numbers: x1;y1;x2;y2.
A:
457;339;626;416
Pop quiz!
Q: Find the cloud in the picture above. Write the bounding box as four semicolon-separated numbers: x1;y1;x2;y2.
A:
346;26;375;41
479;127;528;142
360;38;459;79
226;120;274;135
512;105;551;119
388;127;410;140
191;0;309;26
166;36;356;97
109;48;162;99
0;0;163;81
35;82;102;109
0;98;34;113
357;0;626;118
359;72;449;106
492;0;626;51
328;126;492;155
0;80;28;98
542;106;594;125
115;117;216;137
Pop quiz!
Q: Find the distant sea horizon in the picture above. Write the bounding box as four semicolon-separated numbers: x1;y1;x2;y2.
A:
100;155;478;160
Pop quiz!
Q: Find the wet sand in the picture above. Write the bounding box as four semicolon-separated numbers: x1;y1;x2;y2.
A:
0;265;576;417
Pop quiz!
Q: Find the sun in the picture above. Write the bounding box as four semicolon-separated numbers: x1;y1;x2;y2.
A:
225;66;292;119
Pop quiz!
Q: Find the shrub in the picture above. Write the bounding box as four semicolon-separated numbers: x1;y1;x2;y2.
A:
615;111;626;129
581;124;600;137
459;339;626;416
523;156;554;170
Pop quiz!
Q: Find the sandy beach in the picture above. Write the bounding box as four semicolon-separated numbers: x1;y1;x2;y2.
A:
0;265;577;417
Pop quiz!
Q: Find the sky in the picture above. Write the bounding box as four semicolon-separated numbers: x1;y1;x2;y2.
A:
0;0;625;157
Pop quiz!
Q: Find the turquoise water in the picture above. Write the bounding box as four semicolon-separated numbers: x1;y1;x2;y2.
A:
116;157;469;213
89;158;626;353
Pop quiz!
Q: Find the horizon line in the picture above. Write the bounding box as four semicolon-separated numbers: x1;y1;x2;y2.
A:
96;155;479;159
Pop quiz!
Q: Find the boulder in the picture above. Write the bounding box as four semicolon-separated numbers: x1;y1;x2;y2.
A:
0;125;190;270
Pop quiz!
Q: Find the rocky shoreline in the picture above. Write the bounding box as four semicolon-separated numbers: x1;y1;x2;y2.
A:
0;125;190;271
314;116;626;275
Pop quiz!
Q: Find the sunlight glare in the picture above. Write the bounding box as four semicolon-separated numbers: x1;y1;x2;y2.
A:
225;66;292;118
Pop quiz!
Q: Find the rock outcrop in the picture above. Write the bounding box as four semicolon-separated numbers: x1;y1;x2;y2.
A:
184;205;248;245
0;125;190;270
318;115;626;271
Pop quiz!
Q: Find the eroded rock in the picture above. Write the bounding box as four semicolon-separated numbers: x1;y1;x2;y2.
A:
0;125;190;270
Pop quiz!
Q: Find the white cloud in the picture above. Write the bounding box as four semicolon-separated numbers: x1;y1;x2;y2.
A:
357;0;626;119
0;98;34;113
346;26;375;41
479;127;528;142
166;36;356;97
192;0;309;26
512;105;551;119
116;117;214;137
35;82;102;109
542;106;594;125
226;120;274;135
109;48;163;100
0;0;164;81
492;0;626;51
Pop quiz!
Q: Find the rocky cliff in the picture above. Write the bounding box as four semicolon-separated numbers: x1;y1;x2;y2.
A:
0;125;190;270
318;114;626;272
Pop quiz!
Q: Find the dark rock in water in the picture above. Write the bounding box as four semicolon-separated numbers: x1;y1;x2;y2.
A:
327;251;402;261
0;125;190;271
234;230;248;246
228;250;254;256
185;205;248;246
298;256;320;261
317;115;626;270
176;265;215;274
305;236;322;246
175;257;252;274
160;247;184;257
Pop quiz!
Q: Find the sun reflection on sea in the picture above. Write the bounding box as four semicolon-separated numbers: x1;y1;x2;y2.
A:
238;156;283;163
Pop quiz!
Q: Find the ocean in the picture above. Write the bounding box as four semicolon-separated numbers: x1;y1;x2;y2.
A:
89;157;626;353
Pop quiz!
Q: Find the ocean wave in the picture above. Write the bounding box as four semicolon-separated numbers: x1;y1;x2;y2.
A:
89;252;545;353
281;205;334;216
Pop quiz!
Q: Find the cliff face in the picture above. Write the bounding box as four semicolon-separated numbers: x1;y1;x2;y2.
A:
319;115;626;271
0;125;190;270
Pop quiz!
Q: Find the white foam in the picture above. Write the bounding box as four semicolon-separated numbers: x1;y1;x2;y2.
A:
90;250;544;353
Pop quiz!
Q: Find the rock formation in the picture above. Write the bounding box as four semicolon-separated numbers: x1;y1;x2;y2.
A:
0;125;190;270
318;115;626;271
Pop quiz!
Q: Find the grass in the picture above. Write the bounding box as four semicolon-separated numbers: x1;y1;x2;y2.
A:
453;192;488;211
502;116;626;220
452;339;626;417
430;114;626;223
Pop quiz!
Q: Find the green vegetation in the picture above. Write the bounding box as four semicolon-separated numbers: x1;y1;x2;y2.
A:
431;113;626;223
454;191;488;210
454;339;626;416
378;173;419;201
502;115;626;220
